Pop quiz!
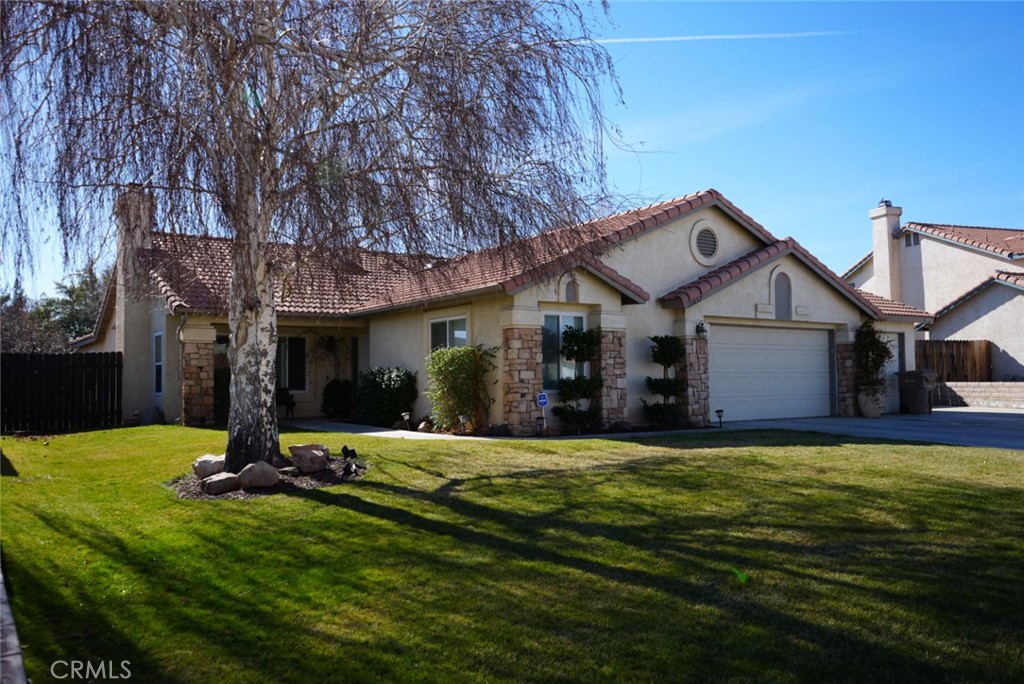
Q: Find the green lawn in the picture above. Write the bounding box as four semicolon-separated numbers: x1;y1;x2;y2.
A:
1;426;1022;683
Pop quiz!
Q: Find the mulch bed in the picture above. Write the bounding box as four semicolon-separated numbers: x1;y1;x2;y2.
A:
168;457;368;500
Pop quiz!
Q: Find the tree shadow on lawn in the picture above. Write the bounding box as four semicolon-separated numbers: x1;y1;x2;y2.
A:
281;458;1024;683
8;448;1023;683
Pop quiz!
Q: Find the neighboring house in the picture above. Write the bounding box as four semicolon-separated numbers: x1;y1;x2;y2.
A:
76;189;930;433
843;201;1024;380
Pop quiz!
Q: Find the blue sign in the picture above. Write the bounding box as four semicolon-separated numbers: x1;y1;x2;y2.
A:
536;392;549;408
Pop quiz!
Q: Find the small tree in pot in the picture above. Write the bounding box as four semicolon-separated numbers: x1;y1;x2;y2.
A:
854;320;894;418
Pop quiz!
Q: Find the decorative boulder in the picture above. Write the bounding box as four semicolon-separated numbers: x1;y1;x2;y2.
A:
417;421;433;433
200;472;238;496
289;444;330;473
277;466;301;477
193;454;225;479
237;461;280;489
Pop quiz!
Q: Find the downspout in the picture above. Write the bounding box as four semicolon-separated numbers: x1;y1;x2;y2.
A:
177;311;189;425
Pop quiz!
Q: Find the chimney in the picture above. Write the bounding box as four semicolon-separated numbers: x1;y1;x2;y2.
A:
114;185;156;293
868;199;902;301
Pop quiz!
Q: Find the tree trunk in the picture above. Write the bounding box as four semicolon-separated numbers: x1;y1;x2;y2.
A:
225;217;280;473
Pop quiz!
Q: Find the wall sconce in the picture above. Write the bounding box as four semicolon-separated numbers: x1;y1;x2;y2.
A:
695;321;708;339
715;409;724;428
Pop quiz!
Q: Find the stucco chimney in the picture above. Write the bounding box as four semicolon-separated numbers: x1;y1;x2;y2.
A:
114;185;156;292
868;199;902;301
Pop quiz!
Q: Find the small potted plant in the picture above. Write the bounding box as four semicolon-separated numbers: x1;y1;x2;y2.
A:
853;320;893;418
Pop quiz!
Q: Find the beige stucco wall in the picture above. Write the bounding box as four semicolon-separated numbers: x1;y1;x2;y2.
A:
928;285;1024;379
367;295;509;423
856;235;1014;313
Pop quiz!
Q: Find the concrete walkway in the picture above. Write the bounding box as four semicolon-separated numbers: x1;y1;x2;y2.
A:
0;559;27;684
284;407;1023;450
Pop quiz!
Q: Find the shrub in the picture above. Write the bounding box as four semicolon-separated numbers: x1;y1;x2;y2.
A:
641;335;687;427
425;345;498;432
354;366;418;427
552;326;603;434
321;378;357;418
854;320;894;396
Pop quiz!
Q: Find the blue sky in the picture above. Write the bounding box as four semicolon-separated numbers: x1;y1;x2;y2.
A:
597;1;1024;275
8;1;1023;299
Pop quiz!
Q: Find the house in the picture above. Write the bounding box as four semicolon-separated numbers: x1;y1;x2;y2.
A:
843;200;1024;380
75;188;931;434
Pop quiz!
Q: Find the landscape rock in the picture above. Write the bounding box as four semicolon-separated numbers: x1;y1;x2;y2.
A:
237;460;280;489
277;466;301;477
417;421;433;433
193;454;225;479
200;472;238;496
289;444;330;473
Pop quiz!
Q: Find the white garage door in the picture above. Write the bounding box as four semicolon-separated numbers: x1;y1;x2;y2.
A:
709;325;832;421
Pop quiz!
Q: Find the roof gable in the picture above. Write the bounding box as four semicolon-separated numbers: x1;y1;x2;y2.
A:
925;269;1024;326
658;237;921;321
905;223;1024;260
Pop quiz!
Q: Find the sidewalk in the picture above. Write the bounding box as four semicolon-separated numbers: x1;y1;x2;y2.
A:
0;559;27;684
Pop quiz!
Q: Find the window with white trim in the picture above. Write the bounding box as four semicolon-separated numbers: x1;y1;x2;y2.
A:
430;316;467;350
542;313;585;390
154;333;163;395
275;336;307;391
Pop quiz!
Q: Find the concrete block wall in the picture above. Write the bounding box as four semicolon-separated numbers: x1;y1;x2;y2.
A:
933;382;1024;410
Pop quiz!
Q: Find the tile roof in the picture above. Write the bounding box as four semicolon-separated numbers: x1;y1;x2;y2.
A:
854;289;933;321
143;233;424;317
904;223;1024;259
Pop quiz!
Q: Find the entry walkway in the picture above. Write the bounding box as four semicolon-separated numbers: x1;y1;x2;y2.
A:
1;559;27;684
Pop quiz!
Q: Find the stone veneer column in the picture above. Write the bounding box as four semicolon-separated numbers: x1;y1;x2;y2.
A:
502;327;544;436
681;336;709;428
180;325;217;426
598;329;627;425
836;343;856;417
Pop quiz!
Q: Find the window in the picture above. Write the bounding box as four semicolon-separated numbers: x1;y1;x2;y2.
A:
774;273;792;321
154;333;163;394
430;316;467;350
904;233;921;247
275;336;307;391
542;314;585;390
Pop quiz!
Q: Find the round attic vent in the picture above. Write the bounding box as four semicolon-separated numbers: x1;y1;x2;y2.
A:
689;219;720;265
696;228;718;259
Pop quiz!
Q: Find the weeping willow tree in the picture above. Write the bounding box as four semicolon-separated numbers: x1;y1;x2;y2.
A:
1;0;618;471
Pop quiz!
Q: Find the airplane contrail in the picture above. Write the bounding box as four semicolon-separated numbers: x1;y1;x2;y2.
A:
596;31;856;45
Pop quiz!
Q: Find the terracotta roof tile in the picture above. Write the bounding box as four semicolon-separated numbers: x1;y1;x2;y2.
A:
905;223;1024;259
659;239;795;307
854;289;933;321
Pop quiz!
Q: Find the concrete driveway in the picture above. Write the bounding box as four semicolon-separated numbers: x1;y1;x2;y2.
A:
727;407;1024;450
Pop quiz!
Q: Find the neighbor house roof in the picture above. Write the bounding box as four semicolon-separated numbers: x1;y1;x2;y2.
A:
904;223;1024;260
921;269;1024;329
657;237;928;322
842;222;1024;280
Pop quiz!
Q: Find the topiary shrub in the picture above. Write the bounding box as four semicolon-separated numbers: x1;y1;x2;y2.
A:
641;335;687;427
425;345;498;433
354;366;418;427
321;378;357;419
551;325;603;434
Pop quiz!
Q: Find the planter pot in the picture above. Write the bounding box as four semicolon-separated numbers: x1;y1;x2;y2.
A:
857;391;885;418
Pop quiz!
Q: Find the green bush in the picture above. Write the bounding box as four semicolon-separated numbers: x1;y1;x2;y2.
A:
425;345;498;432
354;366;418;427
642;335;687;427
321;378;357;418
854;320;894;396
553;326;603;434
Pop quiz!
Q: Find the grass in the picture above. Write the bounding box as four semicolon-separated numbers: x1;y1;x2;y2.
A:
1;426;1022;683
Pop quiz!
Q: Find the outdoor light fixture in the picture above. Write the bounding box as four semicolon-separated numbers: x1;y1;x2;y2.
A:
401;412;411;430
695;321;708;339
715;409;724;428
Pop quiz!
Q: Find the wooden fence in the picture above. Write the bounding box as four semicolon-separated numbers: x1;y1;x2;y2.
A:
915;340;991;382
1;352;122;434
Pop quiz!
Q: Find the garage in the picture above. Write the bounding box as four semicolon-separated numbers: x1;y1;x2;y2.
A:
708;325;833;421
